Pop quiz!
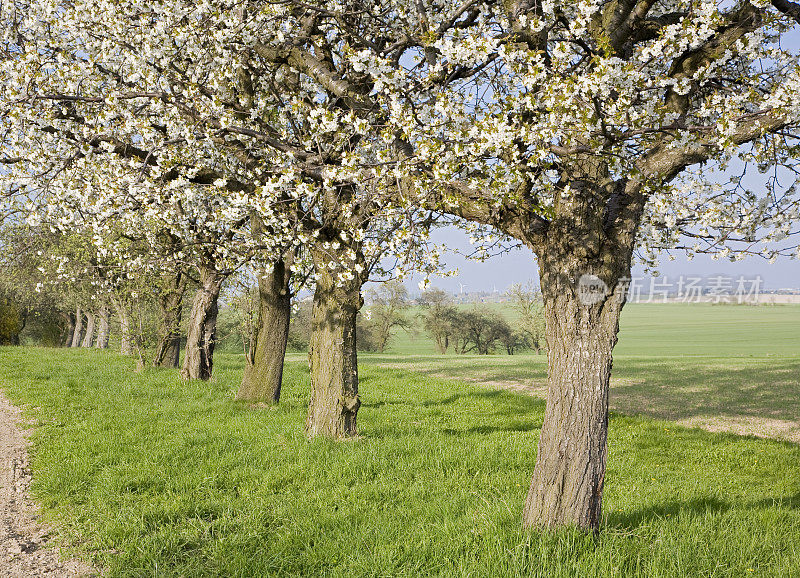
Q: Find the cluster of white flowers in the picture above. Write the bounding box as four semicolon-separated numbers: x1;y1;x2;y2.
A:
1;0;798;295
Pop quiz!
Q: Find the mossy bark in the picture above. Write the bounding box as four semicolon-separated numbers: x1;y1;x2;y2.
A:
181;266;224;381
305;244;366;439
236;258;292;403
153;270;186;368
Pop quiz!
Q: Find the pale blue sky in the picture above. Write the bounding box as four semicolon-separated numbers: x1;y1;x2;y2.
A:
408;227;799;294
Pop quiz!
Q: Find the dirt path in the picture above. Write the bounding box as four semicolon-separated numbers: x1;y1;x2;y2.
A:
0;390;96;577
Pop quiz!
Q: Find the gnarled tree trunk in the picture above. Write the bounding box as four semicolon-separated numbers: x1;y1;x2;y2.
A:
153;270;187;368
81;311;96;347
521;171;640;532
70;307;84;348
95;306;110;349
305;244;365;439
181;265;224;381
236;257;293;403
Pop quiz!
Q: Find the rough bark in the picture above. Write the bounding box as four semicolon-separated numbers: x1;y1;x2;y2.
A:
117;304;133;355
520;169;641;532
70;307;83;348
80;312;96;348
95;307;110;349
181;265;224;381
522;254;626;531
153;270;187;368
236;257;293;403
305;245;365;439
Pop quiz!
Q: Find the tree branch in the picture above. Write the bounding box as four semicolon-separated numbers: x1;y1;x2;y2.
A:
772;0;800;23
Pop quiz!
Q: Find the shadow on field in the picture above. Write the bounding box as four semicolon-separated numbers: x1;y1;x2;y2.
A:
367;354;800;442
443;422;539;435
609;492;800;529
366;389;504;409
611;359;800;424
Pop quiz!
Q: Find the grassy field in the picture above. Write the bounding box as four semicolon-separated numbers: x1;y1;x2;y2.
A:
368;303;800;443
0;338;799;576
386;302;800;357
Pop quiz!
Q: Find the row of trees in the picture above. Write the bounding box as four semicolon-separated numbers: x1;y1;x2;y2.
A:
419;285;546;355
219;281;545;355
2;0;799;532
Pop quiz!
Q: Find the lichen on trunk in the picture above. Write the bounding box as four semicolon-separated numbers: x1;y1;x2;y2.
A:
181;264;224;381
305;242;365;439
236;256;293;403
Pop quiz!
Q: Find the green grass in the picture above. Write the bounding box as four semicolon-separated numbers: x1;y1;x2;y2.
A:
0;346;799;576
371;303;800;442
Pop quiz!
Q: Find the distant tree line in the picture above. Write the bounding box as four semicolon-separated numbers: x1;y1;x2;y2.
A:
418;284;545;355
216;281;546;356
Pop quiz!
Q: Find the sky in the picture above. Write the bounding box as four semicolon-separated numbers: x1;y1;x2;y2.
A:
404;227;800;295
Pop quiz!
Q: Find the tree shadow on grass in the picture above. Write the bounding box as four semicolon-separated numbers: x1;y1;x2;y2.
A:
442;422;540;435
366;355;800;441
612;358;800;424
607;492;800;530
366;389;506;409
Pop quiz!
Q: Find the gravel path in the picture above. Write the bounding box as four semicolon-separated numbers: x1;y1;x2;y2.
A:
0;390;96;577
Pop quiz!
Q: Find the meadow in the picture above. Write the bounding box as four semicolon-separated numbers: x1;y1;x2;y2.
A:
0;303;798;576
367;302;800;443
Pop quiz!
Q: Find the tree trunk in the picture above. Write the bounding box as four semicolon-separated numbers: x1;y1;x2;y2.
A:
522;275;625;531
159;335;181;368
153;270;186;368
70;307;84;348
521;174;638;532
95;307;110;349
181;265;224;381
118;306;133;355
305;245;365;439
236;257;292;403
81;311;96;347
62;312;76;347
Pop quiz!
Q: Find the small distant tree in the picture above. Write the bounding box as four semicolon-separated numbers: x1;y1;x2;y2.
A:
419;288;458;354
451;307;513;355
216;279;259;355
507;283;547;355
365;281;410;353
355;313;381;353
498;328;529;356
